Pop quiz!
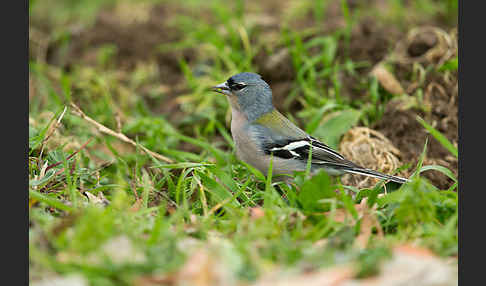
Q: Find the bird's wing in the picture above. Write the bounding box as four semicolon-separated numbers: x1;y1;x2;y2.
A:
261;135;358;168
253;110;357;167
251;110;409;183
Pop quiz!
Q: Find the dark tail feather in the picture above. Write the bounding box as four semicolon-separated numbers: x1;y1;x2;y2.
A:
345;168;409;184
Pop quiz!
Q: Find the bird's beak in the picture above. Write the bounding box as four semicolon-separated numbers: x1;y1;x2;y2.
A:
211;82;231;96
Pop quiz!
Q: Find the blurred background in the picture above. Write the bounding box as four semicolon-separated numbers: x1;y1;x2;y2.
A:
29;0;458;285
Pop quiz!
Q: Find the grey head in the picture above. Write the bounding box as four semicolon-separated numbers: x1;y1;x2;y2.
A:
211;72;274;121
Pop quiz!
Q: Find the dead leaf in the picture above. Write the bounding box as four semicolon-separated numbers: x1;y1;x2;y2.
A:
172;246;237;286
371;64;405;95
133;275;176;286
178;249;215;286
253;265;354;286
393;244;436;258
249;207;265;219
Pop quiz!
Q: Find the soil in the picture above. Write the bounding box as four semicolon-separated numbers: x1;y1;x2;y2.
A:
63;3;196;86
373;71;458;189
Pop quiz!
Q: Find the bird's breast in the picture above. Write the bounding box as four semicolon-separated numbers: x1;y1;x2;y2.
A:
230;109;267;172
230;110;307;177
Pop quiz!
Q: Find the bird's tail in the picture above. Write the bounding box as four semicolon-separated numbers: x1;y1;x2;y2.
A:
345;167;410;184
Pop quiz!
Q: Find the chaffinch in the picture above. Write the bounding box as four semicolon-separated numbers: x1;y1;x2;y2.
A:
211;72;408;184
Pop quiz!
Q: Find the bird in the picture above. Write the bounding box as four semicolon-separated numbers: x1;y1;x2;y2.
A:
211;72;409;184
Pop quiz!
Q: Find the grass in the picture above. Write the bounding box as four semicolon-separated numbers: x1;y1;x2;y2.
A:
29;0;458;285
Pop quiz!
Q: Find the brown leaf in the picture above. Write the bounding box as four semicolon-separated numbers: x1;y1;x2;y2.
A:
370;64;405;95
249;207;265;219
175;247;236;286
178;249;214;286
393;244;436;258
146;238;239;286
133;275;176;286
253;265;354;286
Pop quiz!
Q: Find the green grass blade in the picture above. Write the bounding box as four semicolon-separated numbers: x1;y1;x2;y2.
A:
29;189;74;212
417;116;458;158
419;165;457;183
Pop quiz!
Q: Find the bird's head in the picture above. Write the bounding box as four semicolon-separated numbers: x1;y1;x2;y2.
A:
211;72;274;121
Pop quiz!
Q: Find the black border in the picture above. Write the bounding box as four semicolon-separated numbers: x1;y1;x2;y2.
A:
458;0;480;285
10;0;29;284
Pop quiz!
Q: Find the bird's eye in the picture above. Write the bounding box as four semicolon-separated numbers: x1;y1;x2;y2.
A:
231;83;246;91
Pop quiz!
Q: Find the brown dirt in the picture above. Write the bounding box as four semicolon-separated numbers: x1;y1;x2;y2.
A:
347;17;401;64
62;3;196;86
253;7;405;108
370;25;458;190
373;71;458;189
58;2;202;126
338;17;403;101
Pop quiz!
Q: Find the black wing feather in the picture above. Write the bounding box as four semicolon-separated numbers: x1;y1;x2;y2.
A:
262;136;355;167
